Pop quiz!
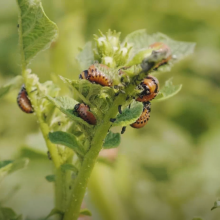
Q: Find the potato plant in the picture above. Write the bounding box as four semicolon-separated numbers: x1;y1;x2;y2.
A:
0;0;195;219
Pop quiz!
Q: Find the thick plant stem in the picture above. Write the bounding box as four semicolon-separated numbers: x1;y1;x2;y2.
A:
63;94;126;220
63;62;156;220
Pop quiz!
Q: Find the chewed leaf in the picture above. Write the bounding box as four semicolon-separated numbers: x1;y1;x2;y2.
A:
46;95;92;127
211;200;220;211
153;78;182;101
45;174;56;182
0;76;23;99
76;42;94;70
49;131;85;156
79;209;92;216
45;208;64;219
103;131;121;149
16;0;58;66
124;29;195;71
113;101;143;127
0;158;29;181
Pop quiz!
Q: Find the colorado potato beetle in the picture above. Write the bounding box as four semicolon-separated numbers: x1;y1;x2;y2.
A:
149;42;172;69
130;102;151;128
136;75;159;102
17;85;34;113
74;103;97;125
79;64;112;87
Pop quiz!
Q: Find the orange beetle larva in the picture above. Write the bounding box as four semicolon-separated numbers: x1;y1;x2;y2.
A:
130;102;151;128
17;85;34;114
136;75;159;102
79;64;112;87
74;103;97;125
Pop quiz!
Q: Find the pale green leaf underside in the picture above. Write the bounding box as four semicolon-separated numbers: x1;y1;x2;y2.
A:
60;76;115;114
153;78;182;101
49;131;85;156
103;131;121;149
76;42;94;70
124;29;195;71
0;76;23;99
113;101;143;127
16;0;58;66
0;85;11;99
0;158;29;181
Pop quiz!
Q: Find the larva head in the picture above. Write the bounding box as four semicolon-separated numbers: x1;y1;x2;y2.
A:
136;76;159;102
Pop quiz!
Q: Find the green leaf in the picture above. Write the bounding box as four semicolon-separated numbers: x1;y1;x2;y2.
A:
45;208;64;220
0;158;29;181
0;161;13;169
19;147;47;160
13;215;23;220
79;209;92;217
48;131;85;156
113;102;143;127
103;131;121;149
153;78;182;101
211;200;220;211
0;85;11;99
60;164;78;173
16;0;58;67
124;29;195;71
46;95;92;128
0;207;19;220
45;175;55;182
0;76;23;99
60;77;115;114
125;48;153;66
76;42;94;70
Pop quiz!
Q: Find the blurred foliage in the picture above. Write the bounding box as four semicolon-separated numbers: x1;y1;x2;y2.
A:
0;0;220;220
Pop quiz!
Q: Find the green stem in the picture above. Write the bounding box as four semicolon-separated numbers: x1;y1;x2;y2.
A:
63;61;156;220
22;70;69;215
63;93;126;220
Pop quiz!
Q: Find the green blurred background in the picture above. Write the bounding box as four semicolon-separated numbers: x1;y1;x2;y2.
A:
0;0;220;219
